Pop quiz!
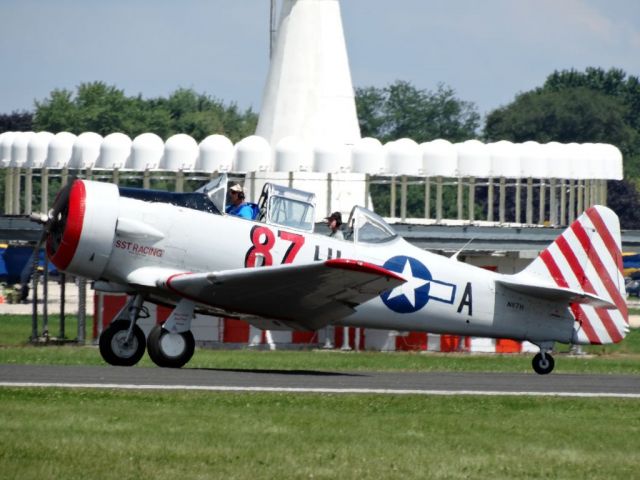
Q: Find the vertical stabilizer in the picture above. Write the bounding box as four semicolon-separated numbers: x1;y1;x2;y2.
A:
522;206;629;344
256;0;361;146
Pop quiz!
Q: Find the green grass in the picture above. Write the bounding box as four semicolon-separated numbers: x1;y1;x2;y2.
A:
0;313;82;344
1;388;638;480
1;314;640;374
2;316;640;479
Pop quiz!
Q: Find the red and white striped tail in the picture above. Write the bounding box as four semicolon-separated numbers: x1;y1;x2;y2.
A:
524;206;629;345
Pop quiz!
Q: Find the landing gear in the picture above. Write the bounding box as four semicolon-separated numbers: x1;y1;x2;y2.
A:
532;351;555;375
99;294;147;366
99;320;146;366
147;325;195;368
146;298;196;368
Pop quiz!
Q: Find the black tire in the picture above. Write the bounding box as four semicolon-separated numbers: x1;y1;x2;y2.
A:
147;324;195;368
99;320;146;367
532;352;555;375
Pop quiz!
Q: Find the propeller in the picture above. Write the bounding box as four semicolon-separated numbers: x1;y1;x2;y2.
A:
30;177;77;256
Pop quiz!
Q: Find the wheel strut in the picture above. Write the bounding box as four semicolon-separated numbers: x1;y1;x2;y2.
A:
532;342;555;375
124;294;145;344
98;294;147;367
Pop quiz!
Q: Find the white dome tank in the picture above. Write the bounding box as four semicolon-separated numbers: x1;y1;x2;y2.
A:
197;134;233;172
519;141;548;178
487;140;521;178
313;142;349;173
543;142;572;179
96;133;132;169
385;138;421;175
0;131;18;167
69;132;103;169
580;143;603;180
274;136;311;172
600;144;623;180
46;132;77;169
456;139;491;177
26;131;55;168
130;133;164;171
565;143;586;180
421;139;457;177
233;135;271;173
10;131;36;167
161;134;198;171
351;137;384;174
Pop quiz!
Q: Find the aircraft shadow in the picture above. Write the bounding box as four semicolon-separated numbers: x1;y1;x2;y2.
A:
192;367;363;377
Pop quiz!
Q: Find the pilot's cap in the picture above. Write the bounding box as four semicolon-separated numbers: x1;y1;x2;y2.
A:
229;183;244;193
325;211;342;225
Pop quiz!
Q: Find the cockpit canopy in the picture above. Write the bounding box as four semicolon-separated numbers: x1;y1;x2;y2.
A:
122;173;398;243
197;173;316;232
257;183;316;232
195;173;228;213
347;206;398;244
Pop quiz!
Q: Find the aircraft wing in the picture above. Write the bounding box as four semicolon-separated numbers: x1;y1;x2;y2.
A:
159;258;405;330
496;277;616;309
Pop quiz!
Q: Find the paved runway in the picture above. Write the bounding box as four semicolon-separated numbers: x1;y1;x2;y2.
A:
1;364;639;397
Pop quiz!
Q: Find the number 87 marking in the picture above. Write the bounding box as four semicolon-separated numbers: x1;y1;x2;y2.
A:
244;226;305;267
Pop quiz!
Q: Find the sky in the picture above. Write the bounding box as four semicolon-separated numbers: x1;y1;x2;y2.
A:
1;0;639;121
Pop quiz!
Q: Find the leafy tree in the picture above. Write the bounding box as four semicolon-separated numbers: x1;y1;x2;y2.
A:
355;80;480;143
485;88;632;143
33;89;77;133
33;82;258;142
606;179;640;228
356;80;480;217
484;67;640;227
0;111;33;132
543;67;640;131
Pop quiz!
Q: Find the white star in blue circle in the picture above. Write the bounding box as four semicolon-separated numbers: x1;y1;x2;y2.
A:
381;256;433;313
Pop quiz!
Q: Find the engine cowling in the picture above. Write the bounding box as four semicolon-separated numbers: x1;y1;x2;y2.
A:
47;179;119;279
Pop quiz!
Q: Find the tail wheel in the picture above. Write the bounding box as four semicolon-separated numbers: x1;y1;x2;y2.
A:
99;320;146;367
532;352;555;375
147;324;195;368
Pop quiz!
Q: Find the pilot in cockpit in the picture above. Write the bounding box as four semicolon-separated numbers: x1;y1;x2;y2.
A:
226;184;255;219
325;211;344;240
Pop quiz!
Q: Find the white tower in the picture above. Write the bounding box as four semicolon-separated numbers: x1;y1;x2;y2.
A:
256;0;361;146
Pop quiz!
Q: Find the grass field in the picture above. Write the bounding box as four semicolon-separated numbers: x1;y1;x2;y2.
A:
1;388;639;480
2;314;640;479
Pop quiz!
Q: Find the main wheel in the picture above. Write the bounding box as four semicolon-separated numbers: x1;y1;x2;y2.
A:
147;324;195;368
532;352;555;375
99;320;146;367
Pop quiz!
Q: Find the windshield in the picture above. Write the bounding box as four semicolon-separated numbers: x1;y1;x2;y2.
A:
258;182;316;232
267;195;315;231
195;173;228;213
349;206;397;244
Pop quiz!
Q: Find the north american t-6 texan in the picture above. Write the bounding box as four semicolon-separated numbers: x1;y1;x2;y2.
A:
38;174;629;374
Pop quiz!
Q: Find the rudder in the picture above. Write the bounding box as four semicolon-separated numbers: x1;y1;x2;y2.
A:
523;206;628;345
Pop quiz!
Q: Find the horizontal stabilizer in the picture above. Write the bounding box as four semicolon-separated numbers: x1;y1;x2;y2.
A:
496;277;615;309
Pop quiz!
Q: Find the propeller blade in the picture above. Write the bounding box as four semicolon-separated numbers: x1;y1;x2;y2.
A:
29;176;78;255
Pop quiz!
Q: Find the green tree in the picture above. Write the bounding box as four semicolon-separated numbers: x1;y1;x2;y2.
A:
485;87;635;147
33;89;78;133
483;67;640;227
543;67;640;131
356;80;480;217
356;80;480;143
33;82;258;142
0;111;33;133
